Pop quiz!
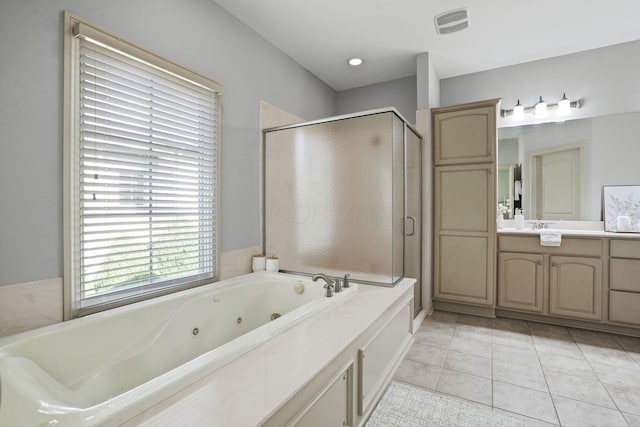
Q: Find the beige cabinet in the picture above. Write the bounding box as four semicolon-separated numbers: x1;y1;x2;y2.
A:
549;256;602;321
497;253;544;313
497;235;604;322
609;240;640;326
433;102;497;165
432;99;499;309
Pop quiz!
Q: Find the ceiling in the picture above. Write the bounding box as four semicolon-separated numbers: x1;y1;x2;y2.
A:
213;0;640;91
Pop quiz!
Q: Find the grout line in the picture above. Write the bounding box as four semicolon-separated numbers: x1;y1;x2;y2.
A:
569;328;627;414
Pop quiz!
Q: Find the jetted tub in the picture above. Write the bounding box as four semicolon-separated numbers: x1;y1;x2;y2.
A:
0;271;357;426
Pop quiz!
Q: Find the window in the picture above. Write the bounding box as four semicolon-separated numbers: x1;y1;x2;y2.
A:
64;14;221;318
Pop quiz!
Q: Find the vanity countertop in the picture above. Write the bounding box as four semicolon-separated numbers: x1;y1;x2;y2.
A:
498;228;640;239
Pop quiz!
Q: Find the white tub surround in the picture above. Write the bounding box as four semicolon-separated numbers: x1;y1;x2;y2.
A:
0;272;358;426
123;278;415;427
0;247;260;339
0;277;62;338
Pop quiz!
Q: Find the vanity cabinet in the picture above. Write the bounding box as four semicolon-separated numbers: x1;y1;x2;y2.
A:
609;240;640;326
432;99;499;310
497;253;544;313
497;235;603;322
549;256;602;321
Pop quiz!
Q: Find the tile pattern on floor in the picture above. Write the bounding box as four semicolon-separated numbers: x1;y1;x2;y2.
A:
380;311;640;426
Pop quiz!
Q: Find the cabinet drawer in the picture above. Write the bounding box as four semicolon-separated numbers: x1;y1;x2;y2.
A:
610;259;640;292
611;239;640;259
609;290;640;326
498;235;601;257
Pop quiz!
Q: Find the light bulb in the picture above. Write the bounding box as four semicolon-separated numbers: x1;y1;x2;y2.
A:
348;58;363;66
558;93;571;116
535;96;548;118
512;99;524;121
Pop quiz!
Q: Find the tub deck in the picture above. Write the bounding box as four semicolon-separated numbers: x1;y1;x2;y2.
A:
122;278;416;426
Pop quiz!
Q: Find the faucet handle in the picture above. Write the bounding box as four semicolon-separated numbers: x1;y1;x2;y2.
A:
323;281;334;297
343;273;351;288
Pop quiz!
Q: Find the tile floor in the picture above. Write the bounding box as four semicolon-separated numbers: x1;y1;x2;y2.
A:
388;311;640;427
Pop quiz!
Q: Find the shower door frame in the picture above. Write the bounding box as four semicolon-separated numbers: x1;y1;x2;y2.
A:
262;108;423;294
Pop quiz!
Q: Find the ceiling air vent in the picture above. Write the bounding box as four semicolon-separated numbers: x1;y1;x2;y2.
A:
434;8;469;35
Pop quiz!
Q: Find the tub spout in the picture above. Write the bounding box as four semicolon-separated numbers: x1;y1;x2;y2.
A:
312;273;335;297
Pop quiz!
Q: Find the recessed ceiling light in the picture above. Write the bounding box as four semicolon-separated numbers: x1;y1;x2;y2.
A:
348;58;363;66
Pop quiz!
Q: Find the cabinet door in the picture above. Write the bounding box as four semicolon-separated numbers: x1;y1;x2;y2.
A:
434;164;495;306
435;165;491;233
549;256;602;321
433;104;496;165
498;253;544;313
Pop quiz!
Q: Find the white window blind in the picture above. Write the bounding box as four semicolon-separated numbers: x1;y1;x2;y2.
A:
70;26;219;315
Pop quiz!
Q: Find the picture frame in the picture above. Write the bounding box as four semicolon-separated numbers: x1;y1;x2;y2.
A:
602;185;640;232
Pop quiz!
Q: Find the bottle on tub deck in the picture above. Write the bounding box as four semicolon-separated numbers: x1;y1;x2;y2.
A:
265;256;279;272
514;208;525;230
252;255;266;272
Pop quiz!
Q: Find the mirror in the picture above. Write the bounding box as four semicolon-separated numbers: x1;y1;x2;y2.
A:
498;111;640;221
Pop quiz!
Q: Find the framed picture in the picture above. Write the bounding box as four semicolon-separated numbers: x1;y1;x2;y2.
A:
603;185;640;232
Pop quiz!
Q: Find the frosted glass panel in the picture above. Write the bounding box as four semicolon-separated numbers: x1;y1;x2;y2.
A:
265;112;396;284
392;116;404;283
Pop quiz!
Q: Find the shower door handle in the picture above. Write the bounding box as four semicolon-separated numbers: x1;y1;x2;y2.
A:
405;216;416;236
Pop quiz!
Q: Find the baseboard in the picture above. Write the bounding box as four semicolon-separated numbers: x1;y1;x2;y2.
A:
433;300;496;318
496;309;640;338
412;308;427;332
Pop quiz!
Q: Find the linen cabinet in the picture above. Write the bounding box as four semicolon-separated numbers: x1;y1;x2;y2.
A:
432;99;500;311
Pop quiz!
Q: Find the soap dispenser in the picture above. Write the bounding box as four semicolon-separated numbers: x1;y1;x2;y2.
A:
514;209;525;230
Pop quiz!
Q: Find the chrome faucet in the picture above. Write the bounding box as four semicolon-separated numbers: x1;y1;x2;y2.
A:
312;273;335;297
342;273;351;288
532;219;552;230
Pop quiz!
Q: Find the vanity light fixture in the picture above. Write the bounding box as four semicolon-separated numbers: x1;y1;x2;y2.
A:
348;58;363;66
535;96;548;118
500;93;582;121
512;99;525;121
557;92;571;116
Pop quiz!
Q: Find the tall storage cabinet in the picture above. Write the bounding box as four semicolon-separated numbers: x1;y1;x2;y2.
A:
432;99;499;309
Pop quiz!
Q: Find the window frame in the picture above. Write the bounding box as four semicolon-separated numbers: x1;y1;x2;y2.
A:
63;12;222;319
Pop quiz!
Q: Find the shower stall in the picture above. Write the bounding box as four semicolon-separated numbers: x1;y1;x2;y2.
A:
263;108;423;314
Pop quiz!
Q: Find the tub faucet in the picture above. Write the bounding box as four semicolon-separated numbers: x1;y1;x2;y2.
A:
312;273;335;297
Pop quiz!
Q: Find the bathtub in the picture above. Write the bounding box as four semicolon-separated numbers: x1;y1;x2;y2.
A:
0;271;357;426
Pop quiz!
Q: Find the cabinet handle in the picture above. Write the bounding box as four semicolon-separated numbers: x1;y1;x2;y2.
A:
537;261;543;265
551;263;557;267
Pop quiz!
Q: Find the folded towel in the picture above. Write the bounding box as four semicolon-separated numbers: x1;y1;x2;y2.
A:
540;229;562;247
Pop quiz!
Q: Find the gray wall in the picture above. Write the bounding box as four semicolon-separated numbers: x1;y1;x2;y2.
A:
440;40;640;123
336;76;417;123
0;0;337;286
